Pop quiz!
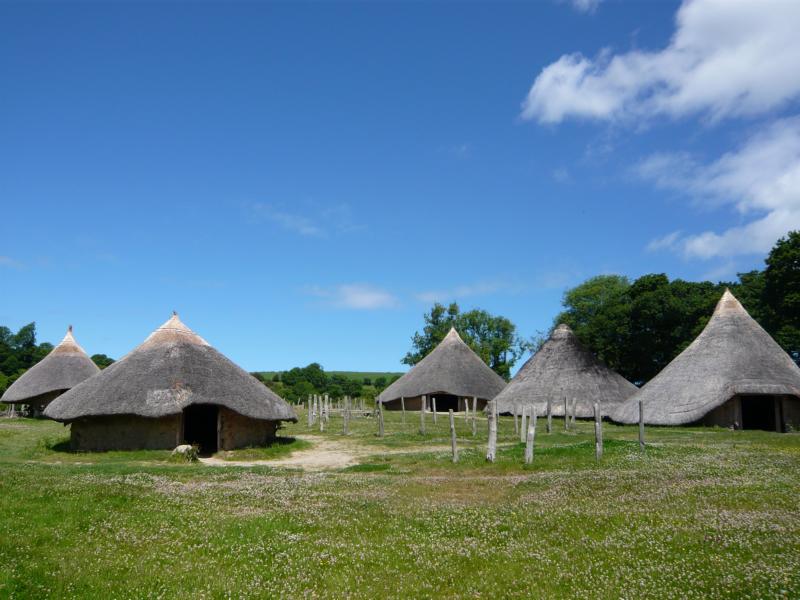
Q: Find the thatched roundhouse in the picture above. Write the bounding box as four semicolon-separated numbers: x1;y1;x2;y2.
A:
494;324;637;418
377;328;506;412
612;290;800;431
1;326;100;416
44;313;296;452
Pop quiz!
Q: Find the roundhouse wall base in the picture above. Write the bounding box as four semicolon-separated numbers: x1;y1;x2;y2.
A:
700;395;800;431
218;407;278;450
70;415;181;451
382;396;488;412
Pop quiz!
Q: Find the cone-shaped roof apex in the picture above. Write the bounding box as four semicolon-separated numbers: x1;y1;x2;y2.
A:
141;312;209;348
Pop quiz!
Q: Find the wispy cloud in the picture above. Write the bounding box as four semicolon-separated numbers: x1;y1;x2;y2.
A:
639;116;800;259
308;283;399;310
522;0;800;124
552;167;570;183
249;203;323;237
415;281;510;304
0;256;22;269
249;202;362;238
567;0;602;15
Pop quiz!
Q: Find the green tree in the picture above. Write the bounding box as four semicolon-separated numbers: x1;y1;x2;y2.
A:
403;302;530;379
90;354;115;369
764;230;800;361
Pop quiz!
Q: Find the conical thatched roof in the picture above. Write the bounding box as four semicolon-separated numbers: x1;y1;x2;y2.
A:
45;313;297;423
612;289;800;425
377;328;506;403
494;324;637;417
1;326;100;404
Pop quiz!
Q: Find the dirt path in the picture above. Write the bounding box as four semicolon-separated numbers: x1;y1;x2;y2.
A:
199;435;458;471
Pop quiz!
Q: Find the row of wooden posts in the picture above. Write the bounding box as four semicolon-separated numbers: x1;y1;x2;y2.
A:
305;393;647;465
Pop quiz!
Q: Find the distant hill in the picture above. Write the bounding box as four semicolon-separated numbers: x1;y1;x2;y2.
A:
256;370;405;383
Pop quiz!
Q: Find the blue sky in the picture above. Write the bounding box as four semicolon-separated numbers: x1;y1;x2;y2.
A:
2;0;799;373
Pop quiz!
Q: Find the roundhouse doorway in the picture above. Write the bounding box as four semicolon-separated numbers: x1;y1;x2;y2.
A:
183;404;219;454
431;394;459;412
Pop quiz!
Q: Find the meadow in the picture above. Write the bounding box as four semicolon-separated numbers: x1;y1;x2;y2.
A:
1;409;799;599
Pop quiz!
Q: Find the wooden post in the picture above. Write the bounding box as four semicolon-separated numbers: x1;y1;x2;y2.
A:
432;397;437;424
343;396;350;435
419;395;426;435
546;397;552;434
463;398;469;421
520;405;528;443
449;409;458;463
401;396;406;424
564;395;569;431
513;405;519;436
472;396;477;437
486;400;497;462
594;402;602;461
638;398;645;451
525;407;537;465
571;398;577;426
319;399;325;432
377;402;384;438
307;396;314;427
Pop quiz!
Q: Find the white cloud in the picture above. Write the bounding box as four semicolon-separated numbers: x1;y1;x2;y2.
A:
640;116;800;259
415;281;509;304
250;203;323;236
569;0;602;15
0;256;22;268
552;167;570;183
308;284;398;310
522;0;800;124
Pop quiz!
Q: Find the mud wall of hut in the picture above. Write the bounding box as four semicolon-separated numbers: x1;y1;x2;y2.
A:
218;407;278;450
70;415;181;451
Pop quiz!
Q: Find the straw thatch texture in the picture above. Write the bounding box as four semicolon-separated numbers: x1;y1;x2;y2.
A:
377;328;506;404
1;326;100;404
494;324;637;417
612;290;800;425
44;314;296;423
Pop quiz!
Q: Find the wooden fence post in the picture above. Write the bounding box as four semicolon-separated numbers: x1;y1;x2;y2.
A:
307;396;314;427
319;399;325;432
472;396;477;437
343;396;350;435
564;395;569;431
513;406;519;436
419;395;426;435
639;398;645;451
525;407;537;465
432;397;437;425
546;397;552;434
449;409;458;463
377;402;384;438
401;396;406;424
594;402;602;461
520;405;528;443
486;400;497;462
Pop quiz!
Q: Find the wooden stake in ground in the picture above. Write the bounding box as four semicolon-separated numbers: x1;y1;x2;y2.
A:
564;395;569;430
546;397;552;434
449;409;458;463
638;397;645;451
525;407;537;465
319;400;325;432
594;402;602;461
513;406;519;436
401;396;406;424
520;405;528;443
432;397;438;425
377;402;385;438
419;394;426;435
486;400;497;462
307;396;314;427
343;396;350;435
472;396;477;437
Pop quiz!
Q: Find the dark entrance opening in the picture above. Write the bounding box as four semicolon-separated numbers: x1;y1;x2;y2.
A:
431;394;460;412
740;395;777;432
183;404;219;454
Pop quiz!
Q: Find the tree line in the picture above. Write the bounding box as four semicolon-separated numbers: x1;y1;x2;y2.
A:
554;231;800;385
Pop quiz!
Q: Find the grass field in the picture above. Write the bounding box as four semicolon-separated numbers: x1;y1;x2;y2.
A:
1;410;799;598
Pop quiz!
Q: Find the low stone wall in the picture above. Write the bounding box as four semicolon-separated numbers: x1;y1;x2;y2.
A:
70;415;181;451
219;407;278;450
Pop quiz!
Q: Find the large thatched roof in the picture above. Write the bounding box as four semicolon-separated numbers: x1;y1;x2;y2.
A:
1;326;100;404
45;313;296;423
494;324;637;417
612;289;800;425
377;328;506;403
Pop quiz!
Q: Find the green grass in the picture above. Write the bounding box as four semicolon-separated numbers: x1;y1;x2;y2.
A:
214;437;312;461
1;411;799;598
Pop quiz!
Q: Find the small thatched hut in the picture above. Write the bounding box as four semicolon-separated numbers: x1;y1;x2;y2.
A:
1;326;100;416
377;328;506;412
494;324;637;418
612;290;800;431
44;313;296;452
